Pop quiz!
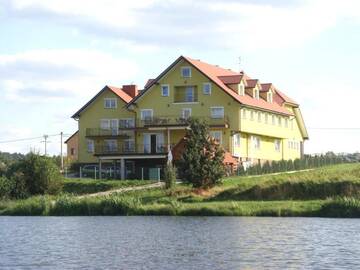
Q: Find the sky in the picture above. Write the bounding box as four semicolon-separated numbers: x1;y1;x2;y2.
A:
0;0;360;155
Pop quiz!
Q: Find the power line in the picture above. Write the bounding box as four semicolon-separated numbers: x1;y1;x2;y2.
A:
0;133;72;144
308;127;360;130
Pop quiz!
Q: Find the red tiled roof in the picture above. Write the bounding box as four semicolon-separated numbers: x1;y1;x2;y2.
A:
107;85;133;103
260;83;272;92
218;75;243;84
275;88;298;105
246;79;259;89
184;56;293;116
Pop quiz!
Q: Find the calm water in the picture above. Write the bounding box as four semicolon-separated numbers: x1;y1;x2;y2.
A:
0;217;360;270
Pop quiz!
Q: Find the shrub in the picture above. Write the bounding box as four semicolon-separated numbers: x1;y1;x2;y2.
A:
7;153;63;197
164;164;177;189
0;176;13;199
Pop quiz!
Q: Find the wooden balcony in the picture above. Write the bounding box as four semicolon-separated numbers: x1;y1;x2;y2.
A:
86;128;131;138
138;116;230;128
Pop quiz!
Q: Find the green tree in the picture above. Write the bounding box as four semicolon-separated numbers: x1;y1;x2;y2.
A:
177;118;225;188
164;163;177;189
7;152;63;196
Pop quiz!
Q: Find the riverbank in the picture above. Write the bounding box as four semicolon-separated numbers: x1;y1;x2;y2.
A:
1;163;360;217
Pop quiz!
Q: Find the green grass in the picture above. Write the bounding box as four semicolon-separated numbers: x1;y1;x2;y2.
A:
1;163;360;217
63;178;156;195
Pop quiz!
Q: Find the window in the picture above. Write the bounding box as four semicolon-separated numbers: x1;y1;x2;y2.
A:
267;91;273;103
181;108;192;119
274;139;281;152
161;84;169;96
278;116;282;126
185;86;195;102
140;109;153;120
285;118;289;128
234;134;241;147
252;136;260;150
119;118;135;128
104;140;117;152
242;109;247;119
272;115;275;125
100;119;110;130
104;98;117;109
257;112;262;122
250;110;255;121
265;113;269;124
238;84;245;96
181;66;191;78
211;107;224;119
123;139;135;152
87;139;94;153
203;83;211;95
253;89;260;99
210;131;222;144
70;148;75;155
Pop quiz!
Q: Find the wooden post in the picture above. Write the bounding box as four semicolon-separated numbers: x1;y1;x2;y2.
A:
141;167;144;180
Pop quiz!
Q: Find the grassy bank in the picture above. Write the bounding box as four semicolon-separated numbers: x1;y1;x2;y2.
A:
63;178;156;195
1;163;360;217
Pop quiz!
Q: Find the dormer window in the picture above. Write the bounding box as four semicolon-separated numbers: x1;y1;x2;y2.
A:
253;89;260;99
267;91;273;103
161;84;169;96
238;84;245;96
181;66;191;78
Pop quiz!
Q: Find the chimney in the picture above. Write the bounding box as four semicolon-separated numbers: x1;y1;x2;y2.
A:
122;84;138;98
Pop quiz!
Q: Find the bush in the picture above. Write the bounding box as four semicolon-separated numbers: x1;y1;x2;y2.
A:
6;153;63;197
164;164;176;189
0;176;13;199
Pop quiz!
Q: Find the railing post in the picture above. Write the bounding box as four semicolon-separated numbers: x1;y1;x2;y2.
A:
141;167;144;180
94;167;97;180
157;168;161;182
80;166;82;179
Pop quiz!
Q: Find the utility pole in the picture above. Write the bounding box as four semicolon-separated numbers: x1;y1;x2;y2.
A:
60;132;64;171
41;135;50;156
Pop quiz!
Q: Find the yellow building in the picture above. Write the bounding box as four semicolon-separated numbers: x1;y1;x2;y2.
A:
71;56;308;178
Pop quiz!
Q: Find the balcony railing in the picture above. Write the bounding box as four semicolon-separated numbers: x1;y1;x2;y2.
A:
86;128;132;137
138;116;229;128
95;143;168;156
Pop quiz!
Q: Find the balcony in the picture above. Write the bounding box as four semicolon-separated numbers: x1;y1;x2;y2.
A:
86;128;132;138
138;116;230;128
94;143;168;156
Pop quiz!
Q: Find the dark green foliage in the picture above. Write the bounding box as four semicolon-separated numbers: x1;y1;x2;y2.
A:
177;118;225;188
236;153;348;176
164;164;177;189
319;197;360;218
3;153;63;198
0;176;13;199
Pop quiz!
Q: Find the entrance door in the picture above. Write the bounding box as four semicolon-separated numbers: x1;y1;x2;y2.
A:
150;134;157;154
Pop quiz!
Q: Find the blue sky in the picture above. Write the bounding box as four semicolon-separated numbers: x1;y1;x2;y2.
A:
0;0;359;155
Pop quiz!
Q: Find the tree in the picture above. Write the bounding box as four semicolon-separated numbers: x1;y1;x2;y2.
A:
177;118;225;188
164;163;176;189
7;152;63;196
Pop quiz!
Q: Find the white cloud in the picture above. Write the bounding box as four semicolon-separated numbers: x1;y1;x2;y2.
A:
0;49;138;102
3;0;360;51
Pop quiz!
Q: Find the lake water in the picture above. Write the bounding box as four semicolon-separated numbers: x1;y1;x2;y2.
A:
0;217;359;270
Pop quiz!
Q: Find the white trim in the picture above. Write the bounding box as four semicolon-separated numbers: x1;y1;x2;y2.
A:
181;108;192;119
202;82;211;95
172;102;199;105
181;66;191;78
210;106;224;119
100;119;111;130
99;155;167;160
86;139;94;153
161;84;170;97
104;98;117;109
140;109;153;120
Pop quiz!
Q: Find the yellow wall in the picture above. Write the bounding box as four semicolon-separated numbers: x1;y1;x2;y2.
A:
78;89;135;163
75;58;306;164
132;58;239;149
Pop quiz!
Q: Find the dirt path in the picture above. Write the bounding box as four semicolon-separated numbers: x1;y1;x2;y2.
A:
77;182;164;199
